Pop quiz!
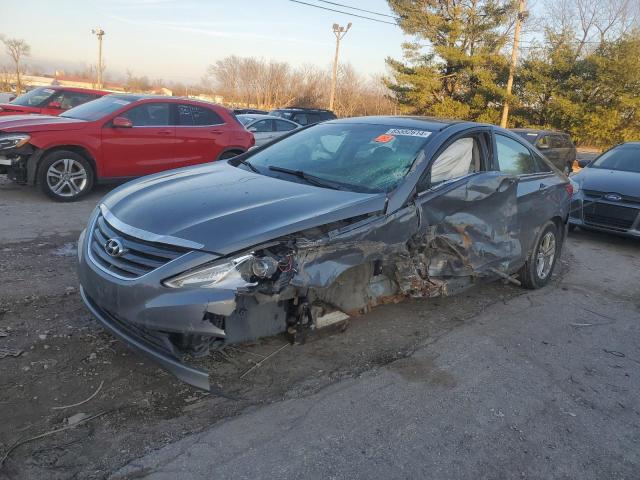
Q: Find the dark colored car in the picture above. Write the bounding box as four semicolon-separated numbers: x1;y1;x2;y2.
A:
569;142;640;237
0;86;108;117
233;108;269;115
269;107;337;126
77;116;571;391
512;129;576;174
0;95;254;201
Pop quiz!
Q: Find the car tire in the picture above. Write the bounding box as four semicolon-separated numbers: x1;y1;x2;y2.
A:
518;221;560;289
38;150;94;202
218;150;243;160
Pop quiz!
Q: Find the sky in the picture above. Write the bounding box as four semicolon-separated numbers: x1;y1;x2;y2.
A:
0;0;408;84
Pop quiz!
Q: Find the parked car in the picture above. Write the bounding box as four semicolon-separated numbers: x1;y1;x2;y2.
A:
269;107;336;126
0;94;254;201
0;86;108;117
233;108;268;115
569;142;640;237
511;128;576;174
236;114;300;146
77;116;571;391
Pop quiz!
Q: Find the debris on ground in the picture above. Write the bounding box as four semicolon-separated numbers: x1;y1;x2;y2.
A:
52;381;105;410
0;347;23;359
240;343;289;379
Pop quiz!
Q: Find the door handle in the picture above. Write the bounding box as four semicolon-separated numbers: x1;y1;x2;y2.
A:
539;183;549;191
210;130;223;135
157;129;173;135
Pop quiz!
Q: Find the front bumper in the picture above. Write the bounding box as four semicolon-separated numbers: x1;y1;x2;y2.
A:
80;285;211;390
569;194;640;238
77;216;242;391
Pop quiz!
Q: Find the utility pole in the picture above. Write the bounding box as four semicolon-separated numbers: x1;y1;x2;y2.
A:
92;28;105;89
329;22;351;111
500;0;527;128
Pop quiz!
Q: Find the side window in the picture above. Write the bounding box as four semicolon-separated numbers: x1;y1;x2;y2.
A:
191;105;223;126
60;92;96;109
536;135;550;149
250;119;273;132
293;113;308;125
496;135;538;175
122;103;170;126
533;152;552;172
177;104;224;126
429;137;480;187
275;120;296;131
549;135;565;148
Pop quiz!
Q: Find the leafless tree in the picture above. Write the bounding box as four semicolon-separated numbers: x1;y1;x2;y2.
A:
544;0;640;57
2;37;30;94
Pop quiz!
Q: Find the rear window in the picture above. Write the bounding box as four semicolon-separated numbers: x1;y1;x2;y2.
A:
590;146;640;173
514;131;539;144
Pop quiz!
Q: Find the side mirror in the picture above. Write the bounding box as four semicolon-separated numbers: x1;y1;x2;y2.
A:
577;159;590;168
47;101;62;109
112;116;133;128
248;126;257;133
536;142;549;150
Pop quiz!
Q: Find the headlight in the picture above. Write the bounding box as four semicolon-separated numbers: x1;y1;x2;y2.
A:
0;134;31;150
164;254;280;289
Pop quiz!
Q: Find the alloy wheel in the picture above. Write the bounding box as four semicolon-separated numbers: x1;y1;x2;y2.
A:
46;158;88;198
535;231;556;280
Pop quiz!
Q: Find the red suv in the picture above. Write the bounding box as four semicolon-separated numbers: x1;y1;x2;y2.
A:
0;86;108;117
0;95;255;201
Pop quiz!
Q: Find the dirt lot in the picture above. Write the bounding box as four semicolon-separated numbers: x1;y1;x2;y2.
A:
0;169;638;479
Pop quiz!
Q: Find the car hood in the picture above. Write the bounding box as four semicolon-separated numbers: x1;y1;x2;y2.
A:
0;114;87;132
574;167;640;198
103;161;387;255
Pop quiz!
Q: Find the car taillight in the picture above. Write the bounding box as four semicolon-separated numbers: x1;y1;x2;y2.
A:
565;183;574;196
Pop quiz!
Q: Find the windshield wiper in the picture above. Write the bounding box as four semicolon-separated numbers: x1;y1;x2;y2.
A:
268;166;345;190
237;158;259;173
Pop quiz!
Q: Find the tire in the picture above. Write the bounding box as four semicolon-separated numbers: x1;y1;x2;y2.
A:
518;221;560;289
218;150;242;160
38;150;94;202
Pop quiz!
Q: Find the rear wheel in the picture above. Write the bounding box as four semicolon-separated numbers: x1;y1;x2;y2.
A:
519;221;560;289
38;150;94;202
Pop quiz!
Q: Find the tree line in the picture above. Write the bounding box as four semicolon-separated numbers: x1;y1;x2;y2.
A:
204;55;397;117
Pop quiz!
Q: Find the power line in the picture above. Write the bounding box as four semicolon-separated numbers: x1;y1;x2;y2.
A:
314;0;397;19
286;0;398;25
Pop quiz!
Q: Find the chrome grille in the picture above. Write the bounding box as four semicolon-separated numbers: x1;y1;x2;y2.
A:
89;213;189;279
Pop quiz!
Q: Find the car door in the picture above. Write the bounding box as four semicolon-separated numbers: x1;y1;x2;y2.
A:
174;103;227;165
413;129;521;280
100;101;178;177
248;119;275;146
494;133;562;260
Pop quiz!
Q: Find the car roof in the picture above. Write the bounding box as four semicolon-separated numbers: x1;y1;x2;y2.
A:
104;93;225;109
238;113;297;121
35;85;109;95
326;115;471;132
616;141;640;148
511;128;568;136
271;107;334;113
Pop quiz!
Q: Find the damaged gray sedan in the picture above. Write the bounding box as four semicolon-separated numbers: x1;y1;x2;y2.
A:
77;117;572;391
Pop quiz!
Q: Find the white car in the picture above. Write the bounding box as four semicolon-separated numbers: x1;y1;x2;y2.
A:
236;114;300;147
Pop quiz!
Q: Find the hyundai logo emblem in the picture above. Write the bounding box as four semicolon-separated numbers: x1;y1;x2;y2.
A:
604;193;622;202
104;238;126;258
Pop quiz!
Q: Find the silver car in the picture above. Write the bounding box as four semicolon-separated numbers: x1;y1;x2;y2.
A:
237;114;300;147
78;116;571;392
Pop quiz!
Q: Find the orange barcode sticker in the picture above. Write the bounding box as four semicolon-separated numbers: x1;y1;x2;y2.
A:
374;134;395;143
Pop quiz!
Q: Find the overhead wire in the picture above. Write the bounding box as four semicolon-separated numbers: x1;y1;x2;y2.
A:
286;0;399;25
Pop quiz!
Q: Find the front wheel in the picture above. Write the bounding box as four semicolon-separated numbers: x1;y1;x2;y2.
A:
38;150;94;202
518;221;560;289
